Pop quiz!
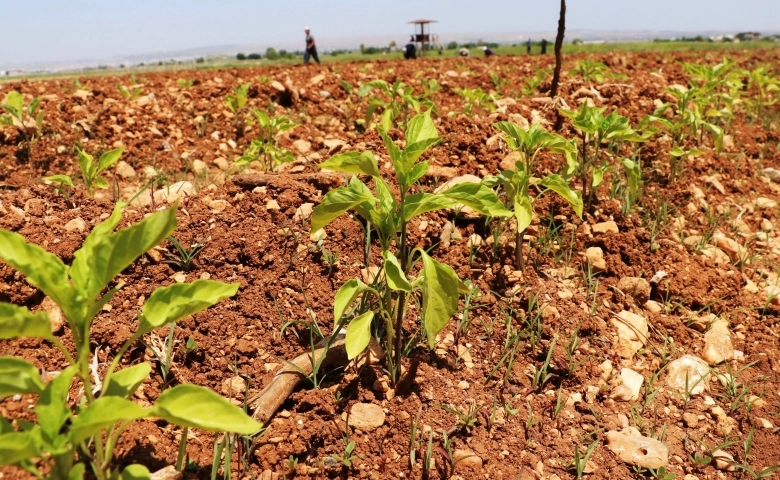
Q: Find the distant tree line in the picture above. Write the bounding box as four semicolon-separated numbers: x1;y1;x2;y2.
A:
236;48;298;61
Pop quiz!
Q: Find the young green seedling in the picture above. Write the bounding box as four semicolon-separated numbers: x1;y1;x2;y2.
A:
0;201;260;479
484;121;582;270
311;111;510;384
0;90;44;148
235;108;297;171
59;146;125;197
562;103;648;211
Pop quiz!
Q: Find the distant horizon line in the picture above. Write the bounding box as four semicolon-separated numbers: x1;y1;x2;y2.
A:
3;27;778;72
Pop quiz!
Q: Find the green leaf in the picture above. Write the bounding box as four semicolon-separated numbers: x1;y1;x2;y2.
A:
77;149;94;182
407;161;429;185
380;109;394;131
345;311;375;359
401;137;440;171
70;203;179;303
121;465;151;480
0;431;39;466
439;183;513;217
539;174;583;217
310;183;376;232
68;463;86;480
403;193;454;221
140;281;239;335
28;97;41;116
621;158;641;203
669;146;686;157
383;251;413;292
104;363;152;398
93;176;109;190
333;278;371;325
405;110;438;145
592;166;606;188
319;151;379;177
0;230;80;322
43;174;74;187
97;147;124;173
514;195;533;233
420;252;459;348
70;397;148;444
4;91;23;117
0;357;44;397
151;384;262;434
0;303;53;340
36;366;78;442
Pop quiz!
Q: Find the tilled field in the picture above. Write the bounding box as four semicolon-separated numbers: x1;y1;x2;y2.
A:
2;49;780;480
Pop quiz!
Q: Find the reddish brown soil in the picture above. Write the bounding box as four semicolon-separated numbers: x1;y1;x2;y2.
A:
2;49;780;479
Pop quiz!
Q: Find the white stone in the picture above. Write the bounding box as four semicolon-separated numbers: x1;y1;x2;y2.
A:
41;296;65;333
712;449;736;471
348;403;385;431
153;181;195;204
702;318;733;365
665;355;709;396
115;161;136;179
64;217;86;233
292;139;311;154
617;277;651;303
584;247;607;272
610;311;648;359
611;368;644;402
593;221;619;234
605;427;668;469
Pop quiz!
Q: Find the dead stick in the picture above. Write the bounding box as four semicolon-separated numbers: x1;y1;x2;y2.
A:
248;335;347;424
232;172;346;192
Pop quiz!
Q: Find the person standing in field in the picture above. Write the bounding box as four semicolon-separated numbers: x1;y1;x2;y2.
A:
526;38;532;54
402;43;417;59
541;38;548;54
304;26;320;64
482;46;495;57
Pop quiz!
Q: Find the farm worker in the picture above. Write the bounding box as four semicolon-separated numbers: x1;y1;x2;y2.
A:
304;26;320;64
402;43;417;59
482;46;495;57
526;38;532;54
458;47;470;57
541;38;548;54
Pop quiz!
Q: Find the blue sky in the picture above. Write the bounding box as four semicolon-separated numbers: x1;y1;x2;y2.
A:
1;0;779;67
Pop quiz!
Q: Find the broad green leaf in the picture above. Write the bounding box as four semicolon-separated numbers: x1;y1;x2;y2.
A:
592;166;606;188
403;193;454;221
37;366;78;442
77;149;94;181
151;384;262;434
140;281;239;335
0;303;53;340
70;397;148;444
28;97;41;116
43;174;74;186
319;151;380;177
345;311;375;359
514;195;533;233
380;109;394;132
0;114;13;126
93;176;109;190
408;161;429;185
669;146;686;157
0;432;39;466
539;174;583;217
104;363;152;398
97;147;124;172
420;252;459;348
70;202;179;303
4;91;23;117
0;230;79;321
439;183;513;217
621;158;641;202
334;278;371;324
121;465;151;480
69;464;86;480
401;137;440;171
383;251;413;292
0;357;44;396
310;183;376;232
405;110;438;145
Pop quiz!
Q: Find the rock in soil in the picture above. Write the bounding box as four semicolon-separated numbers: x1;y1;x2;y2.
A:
605;427;669;469
610;310;648;359
347;403;385;431
665;355;710;395
702;318;733;365
617;277;651;303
